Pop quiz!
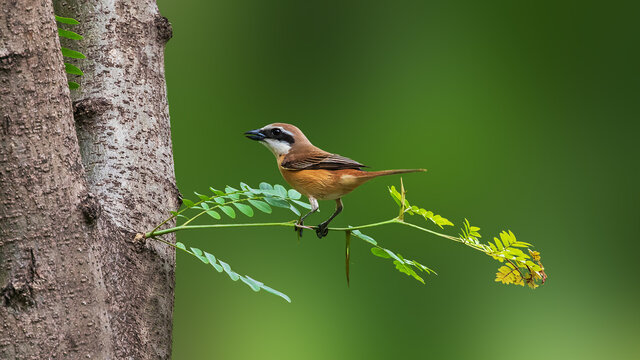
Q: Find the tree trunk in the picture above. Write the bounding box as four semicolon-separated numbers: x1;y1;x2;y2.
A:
0;0;178;358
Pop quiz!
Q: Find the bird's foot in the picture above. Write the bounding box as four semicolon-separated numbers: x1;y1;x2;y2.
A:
315;223;329;238
294;221;313;237
294;220;304;237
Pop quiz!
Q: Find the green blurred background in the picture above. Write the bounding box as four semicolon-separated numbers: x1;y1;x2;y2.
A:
156;1;639;359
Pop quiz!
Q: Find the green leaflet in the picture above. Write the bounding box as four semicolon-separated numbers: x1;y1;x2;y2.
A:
287;189;302;199
61;47;86;59
218;260;240;281
371;247;390;258
204;252;223;272
240;276;261;292
55;15;80;24
190;247;209;264
55;14;84;90
350;229;377;245
248;199;272;214
58;28;83;40
388;185;453;228
233;203;254;217
274;184;288;198
195;192;210;201
219;205;236;219
265;197;290;209
370;245;435;284
290;199;312;209
182;199;195;207
64;63;84;75
206;210;221;220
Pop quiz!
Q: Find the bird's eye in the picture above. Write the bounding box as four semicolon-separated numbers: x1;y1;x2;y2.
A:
272;128;282;136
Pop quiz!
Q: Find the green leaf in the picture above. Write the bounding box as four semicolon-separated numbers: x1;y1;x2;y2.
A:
260;284;291;303
58;28;83;40
274;184;288;198
226;193;240;201
219;205;236;219
201;202;210;210
351;229;377;245
240;276;261;292
175;242;186;250
388;186;402;206
68;81;79;90
411;260;437;275
259;182;273;191
210;187;225;196
371;247;391;258
265;197;290;209
218;260;240;281
213;196;225;204
64;62;83;75
247;199;272;214
204;252;223;272
225;186;240;199
290;199;312;210
394;260;425;284
243;275;263;288
422;211;454;228
289;204;300;216
195;192;210;201
287;189;302;199
384;249;403;263
206;210;221;220
61;47;86;59
55;15;80;25
182;199;195;207
233;203;254;217
190;247;209;264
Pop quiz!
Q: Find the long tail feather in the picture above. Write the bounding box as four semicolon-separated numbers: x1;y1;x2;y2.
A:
363;168;426;178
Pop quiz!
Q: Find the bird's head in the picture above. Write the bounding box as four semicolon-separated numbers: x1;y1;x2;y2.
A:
245;123;309;156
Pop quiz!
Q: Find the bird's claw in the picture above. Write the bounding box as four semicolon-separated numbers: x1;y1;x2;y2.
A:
294;221;304;237
294;222;313;237
315;223;329;238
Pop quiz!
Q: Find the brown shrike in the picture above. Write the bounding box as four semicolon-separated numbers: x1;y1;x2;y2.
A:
245;123;425;238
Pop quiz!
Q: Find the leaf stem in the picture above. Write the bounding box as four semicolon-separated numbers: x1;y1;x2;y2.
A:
146;217;487;255
146;221;298;238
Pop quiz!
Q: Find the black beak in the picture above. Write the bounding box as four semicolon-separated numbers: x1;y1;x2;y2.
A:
244;129;265;141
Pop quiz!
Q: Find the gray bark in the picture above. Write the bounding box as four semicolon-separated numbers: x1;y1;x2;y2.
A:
1;0;178;358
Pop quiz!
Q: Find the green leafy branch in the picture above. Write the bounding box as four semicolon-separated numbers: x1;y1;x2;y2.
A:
144;180;546;303
151;235;291;303
55;15;85;90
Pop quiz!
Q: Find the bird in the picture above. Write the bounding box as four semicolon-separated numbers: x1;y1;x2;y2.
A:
245;123;425;238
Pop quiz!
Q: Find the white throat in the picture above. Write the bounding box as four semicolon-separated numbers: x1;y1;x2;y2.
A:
262;139;291;156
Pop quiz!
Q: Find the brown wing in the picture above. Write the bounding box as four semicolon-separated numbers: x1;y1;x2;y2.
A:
282;152;367;170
